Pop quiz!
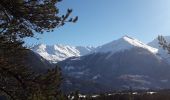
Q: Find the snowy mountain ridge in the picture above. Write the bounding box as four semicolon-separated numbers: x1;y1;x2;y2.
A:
92;36;158;54
32;44;95;63
32;36;170;64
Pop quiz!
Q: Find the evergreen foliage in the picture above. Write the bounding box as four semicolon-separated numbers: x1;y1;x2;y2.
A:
0;0;77;99
0;0;78;41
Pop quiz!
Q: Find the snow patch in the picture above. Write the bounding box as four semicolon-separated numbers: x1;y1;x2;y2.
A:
92;74;101;80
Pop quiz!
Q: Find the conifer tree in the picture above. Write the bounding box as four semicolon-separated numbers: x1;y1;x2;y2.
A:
0;0;77;99
0;0;78;42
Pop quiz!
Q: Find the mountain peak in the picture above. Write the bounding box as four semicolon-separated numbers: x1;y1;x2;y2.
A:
93;36;158;54
32;44;95;63
122;35;133;39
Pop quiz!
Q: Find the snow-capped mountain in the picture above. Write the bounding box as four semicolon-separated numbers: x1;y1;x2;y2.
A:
32;44;95;63
58;36;170;93
29;35;170;93
148;36;170;64
32;36;159;64
93;36;158;54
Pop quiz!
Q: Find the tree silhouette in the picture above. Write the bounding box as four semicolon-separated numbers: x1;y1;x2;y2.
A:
158;36;170;53
0;0;77;99
0;0;78;42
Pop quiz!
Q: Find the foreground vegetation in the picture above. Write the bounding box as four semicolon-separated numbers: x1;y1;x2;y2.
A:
0;0;77;99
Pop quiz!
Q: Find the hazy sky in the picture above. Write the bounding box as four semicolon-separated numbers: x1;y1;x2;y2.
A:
25;0;170;46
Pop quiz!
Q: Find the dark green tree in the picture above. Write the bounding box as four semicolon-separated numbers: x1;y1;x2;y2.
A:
0;0;77;99
0;0;78;41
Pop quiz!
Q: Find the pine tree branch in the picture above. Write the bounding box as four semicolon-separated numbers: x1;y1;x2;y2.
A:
0;87;16;100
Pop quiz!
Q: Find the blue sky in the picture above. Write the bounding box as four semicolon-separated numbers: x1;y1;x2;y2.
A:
25;0;170;46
